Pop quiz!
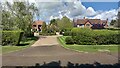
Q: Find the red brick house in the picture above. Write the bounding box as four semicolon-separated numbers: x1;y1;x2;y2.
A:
73;18;108;29
32;20;44;32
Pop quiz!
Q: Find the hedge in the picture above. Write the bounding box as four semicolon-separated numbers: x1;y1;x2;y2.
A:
63;31;72;36
2;30;23;46
65;37;74;44
65;28;119;45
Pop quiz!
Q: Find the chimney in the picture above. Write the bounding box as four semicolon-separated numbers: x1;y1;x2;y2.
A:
106;18;108;27
84;17;86;19
107;18;108;21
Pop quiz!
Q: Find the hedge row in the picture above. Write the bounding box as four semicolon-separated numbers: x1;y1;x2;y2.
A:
2;30;23;46
65;28;119;45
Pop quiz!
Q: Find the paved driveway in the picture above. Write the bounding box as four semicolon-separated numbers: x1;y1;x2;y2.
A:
2;36;118;66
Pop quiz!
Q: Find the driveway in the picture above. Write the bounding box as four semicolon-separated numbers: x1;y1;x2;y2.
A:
2;36;118;66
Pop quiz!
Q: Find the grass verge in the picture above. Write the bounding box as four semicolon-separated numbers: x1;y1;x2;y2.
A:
1;36;39;54
58;36;118;52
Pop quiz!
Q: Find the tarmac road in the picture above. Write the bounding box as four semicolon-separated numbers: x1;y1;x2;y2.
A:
2;36;118;66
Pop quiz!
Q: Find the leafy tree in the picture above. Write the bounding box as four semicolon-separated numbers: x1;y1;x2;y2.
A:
2;10;14;30
42;22;47;33
110;19;120;28
49;19;59;32
110;20;117;26
50;19;57;26
57;16;73;31
2;2;38;36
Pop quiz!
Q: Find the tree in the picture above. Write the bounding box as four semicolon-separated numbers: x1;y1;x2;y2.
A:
110;19;120;28
2;2;38;36
2;10;14;30
42;22;47;33
110;20;117;26
49;19;59;32
57;16;73;31
50;19;57;26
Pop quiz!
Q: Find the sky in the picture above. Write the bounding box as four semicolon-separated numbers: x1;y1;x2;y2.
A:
32;0;119;23
82;2;118;11
1;0;119;23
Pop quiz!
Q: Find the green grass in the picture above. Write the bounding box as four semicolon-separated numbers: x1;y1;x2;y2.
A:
58;36;119;52
1;36;38;54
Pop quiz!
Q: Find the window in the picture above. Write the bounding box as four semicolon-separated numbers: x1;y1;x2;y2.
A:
77;25;80;27
38;25;41;27
103;22;106;25
86;24;90;26
33;25;36;27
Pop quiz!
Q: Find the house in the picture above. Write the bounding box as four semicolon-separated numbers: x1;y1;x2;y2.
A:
73;17;108;29
32;20;44;32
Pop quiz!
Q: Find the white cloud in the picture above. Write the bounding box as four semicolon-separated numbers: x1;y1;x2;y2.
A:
2;0;117;23
118;7;120;12
32;0;118;23
92;9;118;21
85;7;96;16
36;0;89;21
68;1;86;17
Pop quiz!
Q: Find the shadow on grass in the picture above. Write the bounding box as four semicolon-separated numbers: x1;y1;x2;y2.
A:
106;28;120;31
18;36;39;46
18;43;29;46
2;61;120;68
28;36;39;40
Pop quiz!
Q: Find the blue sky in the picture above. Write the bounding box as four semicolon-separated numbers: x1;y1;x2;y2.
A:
82;2;118;11
81;0;119;2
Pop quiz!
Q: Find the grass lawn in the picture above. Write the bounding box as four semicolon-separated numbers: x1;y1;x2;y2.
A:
1;36;38;54
58;36;118;52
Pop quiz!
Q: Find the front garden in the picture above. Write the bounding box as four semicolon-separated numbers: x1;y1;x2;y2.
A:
58;28;120;52
1;2;40;54
1;30;38;54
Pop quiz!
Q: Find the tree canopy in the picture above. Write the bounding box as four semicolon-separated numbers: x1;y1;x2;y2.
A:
2;2;38;36
57;16;73;31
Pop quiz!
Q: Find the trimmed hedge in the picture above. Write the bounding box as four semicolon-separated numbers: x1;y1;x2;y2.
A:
94;34;119;45
63;31;72;36
65;28;119;45
2;30;23;46
65;37;74;44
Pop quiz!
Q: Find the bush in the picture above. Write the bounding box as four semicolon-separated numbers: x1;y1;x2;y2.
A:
71;28;96;45
73;35;96;45
69;28;119;45
71;28;94;36
2;30;23;46
63;31;72;36
94;34;119;45
65;37;74;44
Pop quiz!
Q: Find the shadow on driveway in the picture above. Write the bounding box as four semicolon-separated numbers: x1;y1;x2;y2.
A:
2;61;120;68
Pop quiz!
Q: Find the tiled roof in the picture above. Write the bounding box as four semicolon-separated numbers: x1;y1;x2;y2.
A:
74;19;107;25
32;20;44;25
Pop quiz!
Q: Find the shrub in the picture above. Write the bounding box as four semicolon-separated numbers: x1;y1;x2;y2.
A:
94;34;119;45
71;28;96;45
70;28;119;45
71;28;94;36
63;31;72;36
65;37;74;44
73;35;96;45
2;30;23;46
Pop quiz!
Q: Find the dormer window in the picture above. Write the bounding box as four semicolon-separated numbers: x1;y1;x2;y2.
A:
86;24;90;26
33;25;36;27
